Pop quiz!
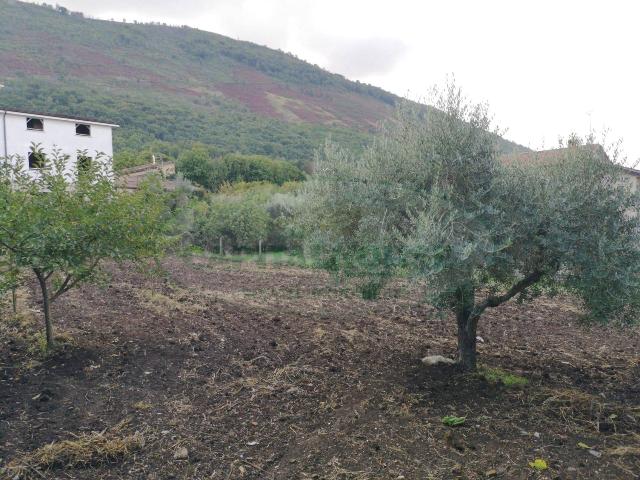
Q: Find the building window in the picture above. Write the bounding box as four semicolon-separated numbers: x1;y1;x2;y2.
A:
28;151;47;169
76;123;91;136
26;117;44;131
77;154;92;175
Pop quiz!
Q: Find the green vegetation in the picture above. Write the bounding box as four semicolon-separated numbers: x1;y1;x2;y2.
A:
196;251;311;268
177;148;305;192
442;416;466;427
0;78;370;172
297;82;640;371
0;151;167;348
0;2;527;172
529;459;549;471
479;367;528;387
191;182;301;253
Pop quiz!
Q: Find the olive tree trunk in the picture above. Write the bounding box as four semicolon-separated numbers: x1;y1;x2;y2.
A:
455;286;478;371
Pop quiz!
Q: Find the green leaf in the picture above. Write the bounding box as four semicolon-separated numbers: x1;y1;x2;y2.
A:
442;415;466;427
528;459;548;470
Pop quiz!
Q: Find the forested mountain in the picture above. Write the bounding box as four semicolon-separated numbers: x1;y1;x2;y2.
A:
0;1;527;168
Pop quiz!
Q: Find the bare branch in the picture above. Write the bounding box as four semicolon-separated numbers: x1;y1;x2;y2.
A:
473;269;545;318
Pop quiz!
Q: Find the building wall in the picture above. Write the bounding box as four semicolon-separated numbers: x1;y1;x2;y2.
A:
620;170;640;194
1;111;114;178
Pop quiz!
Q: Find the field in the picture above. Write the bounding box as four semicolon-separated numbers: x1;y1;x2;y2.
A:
1;257;639;479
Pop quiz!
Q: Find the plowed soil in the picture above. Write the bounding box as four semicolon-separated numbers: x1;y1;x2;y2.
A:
1;256;639;479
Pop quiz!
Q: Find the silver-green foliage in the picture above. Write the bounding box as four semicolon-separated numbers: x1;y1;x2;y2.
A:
298;83;640;367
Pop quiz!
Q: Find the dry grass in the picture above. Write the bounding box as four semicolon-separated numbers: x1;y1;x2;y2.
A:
208;360;321;401
132;401;153;411
608;444;640;456
3;420;144;479
535;387;635;434
0;287;74;361
131;285;207;316
302;457;370;480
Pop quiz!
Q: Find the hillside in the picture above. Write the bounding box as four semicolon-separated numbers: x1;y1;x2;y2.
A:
0;1;527;167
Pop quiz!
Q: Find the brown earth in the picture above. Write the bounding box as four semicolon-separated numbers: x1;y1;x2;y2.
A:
1;257;639;479
216;68;389;128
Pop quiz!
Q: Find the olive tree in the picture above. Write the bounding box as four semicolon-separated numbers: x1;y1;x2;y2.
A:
0;150;167;348
298;84;640;370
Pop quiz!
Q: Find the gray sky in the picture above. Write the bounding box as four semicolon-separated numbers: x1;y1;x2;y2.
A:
30;0;640;164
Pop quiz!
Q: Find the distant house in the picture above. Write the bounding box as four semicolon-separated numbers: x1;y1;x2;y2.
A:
499;144;640;186
500;145;640;218
118;160;177;192
0;109;118;178
621;166;640;194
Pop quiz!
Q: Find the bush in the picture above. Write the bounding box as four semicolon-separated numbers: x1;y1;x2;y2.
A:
195;196;269;252
177;149;305;192
192;181;302;253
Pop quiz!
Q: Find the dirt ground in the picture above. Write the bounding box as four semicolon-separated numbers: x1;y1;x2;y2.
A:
1;256;639;479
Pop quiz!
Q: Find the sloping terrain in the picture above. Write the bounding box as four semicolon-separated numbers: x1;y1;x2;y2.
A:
1;257;639;479
0;1;526;164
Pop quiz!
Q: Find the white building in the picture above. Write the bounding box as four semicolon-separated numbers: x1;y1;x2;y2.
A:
0;110;118;178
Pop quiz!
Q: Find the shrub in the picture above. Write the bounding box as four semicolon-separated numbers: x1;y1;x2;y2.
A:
193;182;302;253
177;149;305;192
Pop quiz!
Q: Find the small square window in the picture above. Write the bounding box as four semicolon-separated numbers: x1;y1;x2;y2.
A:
76;123;91;136
26;117;44;131
28;151;46;169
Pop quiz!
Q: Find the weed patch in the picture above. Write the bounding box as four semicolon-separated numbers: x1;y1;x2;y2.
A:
479;366;528;387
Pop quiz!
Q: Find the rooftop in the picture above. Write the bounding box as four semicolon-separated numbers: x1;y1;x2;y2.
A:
499;145;640;177
0;109;119;127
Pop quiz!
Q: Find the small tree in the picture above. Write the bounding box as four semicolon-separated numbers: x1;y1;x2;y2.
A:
298;83;640;370
0;150;167;348
195;190;270;252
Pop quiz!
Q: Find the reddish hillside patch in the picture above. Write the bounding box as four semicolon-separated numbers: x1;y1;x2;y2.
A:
0;53;49;76
216;67;391;130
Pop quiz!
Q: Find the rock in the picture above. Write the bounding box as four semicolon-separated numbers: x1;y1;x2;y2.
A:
173;446;189;460
588;449;602;458
422;355;456;366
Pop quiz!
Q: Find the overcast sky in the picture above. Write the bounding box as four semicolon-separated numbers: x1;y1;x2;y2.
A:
29;0;640;165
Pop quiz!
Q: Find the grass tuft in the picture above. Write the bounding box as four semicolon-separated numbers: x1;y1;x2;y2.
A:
479;366;529;387
4;420;143;477
132;401;153;410
206;251;313;267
